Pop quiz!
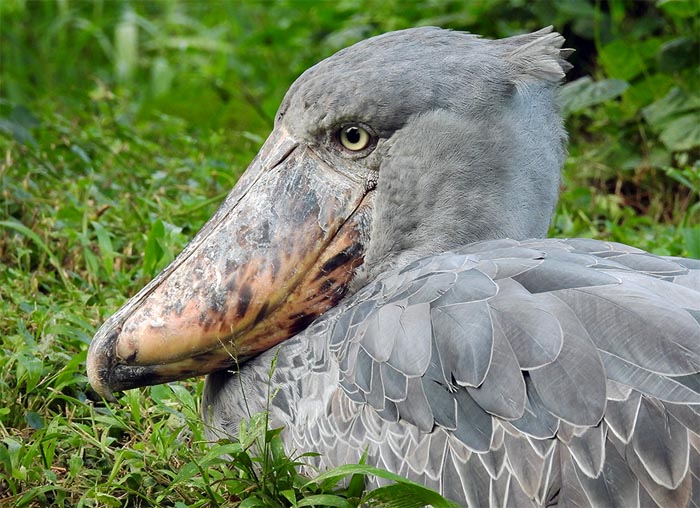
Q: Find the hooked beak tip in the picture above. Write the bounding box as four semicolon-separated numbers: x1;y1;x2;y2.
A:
86;329;118;402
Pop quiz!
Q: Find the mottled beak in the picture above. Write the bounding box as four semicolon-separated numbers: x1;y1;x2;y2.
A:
87;127;373;400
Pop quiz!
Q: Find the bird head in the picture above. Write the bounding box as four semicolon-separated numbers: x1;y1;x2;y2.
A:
87;27;570;400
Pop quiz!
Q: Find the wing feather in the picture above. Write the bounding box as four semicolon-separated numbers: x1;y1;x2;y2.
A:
576;438;640;508
453;388;494;452
632;396;689;489
604;390;642;443
489;280;564;369
510;375;560;439
600;351;700;404
503;431;546;498
528;294;607;426
466;315;527;419
317;238;700;507
430;299;493;387
567;422;606;478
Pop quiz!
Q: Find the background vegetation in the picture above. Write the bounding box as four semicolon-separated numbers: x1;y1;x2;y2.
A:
1;0;698;506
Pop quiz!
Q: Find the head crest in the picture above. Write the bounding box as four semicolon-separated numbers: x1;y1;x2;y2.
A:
502;26;573;83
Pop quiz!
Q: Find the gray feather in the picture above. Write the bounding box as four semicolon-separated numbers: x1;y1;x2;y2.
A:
422;429;448;480
468;246;545;262
600;351;700;404
528;295;606;426
478;441;508;479
431;268;498;305
510;375;560;439
606;379;633;401
360;303;401;362
387;303;432;376
576;438;639;508
559;450;593;508
489;469;511;508
467;317;526;419
604;390;642;443
632;396;689;489
503;431;546;498
618;432;693;508
512;258;619;293
375;400;399;423
380;362;408;402
663;402;700;436
602;252;689;276
490;283;563;369
506;475;539;508
453;388;494;452
389;271;458;306
353;346;373;393
567;423;605;478
366;360;386;409
422;378;458;431
430;300;494;387
461;453;493;508
482;258;544;280
441;449;468;506
396;377;433;433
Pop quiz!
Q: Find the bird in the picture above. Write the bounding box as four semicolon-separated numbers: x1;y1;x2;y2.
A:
87;27;700;507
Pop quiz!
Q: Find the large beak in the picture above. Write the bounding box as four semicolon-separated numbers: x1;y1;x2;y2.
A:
87;128;373;400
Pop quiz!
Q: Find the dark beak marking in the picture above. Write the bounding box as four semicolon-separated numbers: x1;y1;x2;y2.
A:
316;242;364;280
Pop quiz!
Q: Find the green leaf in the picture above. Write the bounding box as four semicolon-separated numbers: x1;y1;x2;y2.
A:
364;483;459;508
10;104;40;129
599;38;662;81
93;493;122;507
239;496;266;508
280;489;297;505
24;411;44;430
142;219;165;277
642;87;700;128
346;469;366;499
657;0;700;18
657;37;700;73
68;454;84;478
659;113;700;151
623;73;675;111
307;463;454;508
92;221;115;276
558;77;629;115
17;355;43;393
296;494;355;508
682;227;700;259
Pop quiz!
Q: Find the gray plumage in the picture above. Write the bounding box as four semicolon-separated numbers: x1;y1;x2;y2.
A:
193;27;700;506
204;237;700;507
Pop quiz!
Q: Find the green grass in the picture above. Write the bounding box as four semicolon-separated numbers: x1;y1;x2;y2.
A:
1;0;698;506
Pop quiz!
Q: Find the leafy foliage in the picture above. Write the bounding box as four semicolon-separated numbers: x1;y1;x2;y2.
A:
0;0;698;506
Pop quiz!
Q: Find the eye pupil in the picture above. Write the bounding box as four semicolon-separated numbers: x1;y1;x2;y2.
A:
345;127;360;144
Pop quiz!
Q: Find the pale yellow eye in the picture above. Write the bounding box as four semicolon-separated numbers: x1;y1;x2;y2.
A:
339;125;370;151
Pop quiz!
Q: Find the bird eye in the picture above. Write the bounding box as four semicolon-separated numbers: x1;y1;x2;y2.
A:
338;125;371;152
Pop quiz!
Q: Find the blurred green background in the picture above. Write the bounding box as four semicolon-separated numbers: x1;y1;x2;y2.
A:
0;1;699;506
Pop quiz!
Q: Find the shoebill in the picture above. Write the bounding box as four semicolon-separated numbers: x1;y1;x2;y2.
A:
87;27;700;507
